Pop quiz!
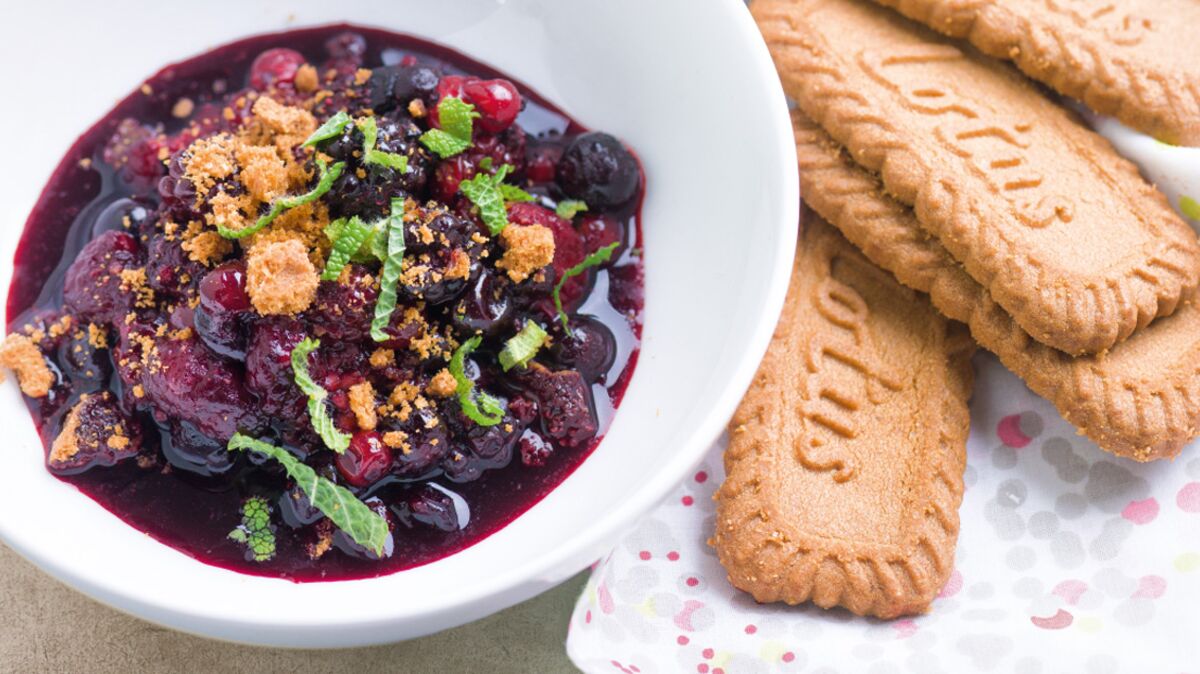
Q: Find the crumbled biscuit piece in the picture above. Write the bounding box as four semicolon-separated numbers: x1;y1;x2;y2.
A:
172;97;195;119
252;96;317;138
182;229;233;266
87;324;109;350
49;400;84;465
245;238;319;315
0;333;53;397
294;64;319;92
348;381;378;431
443;249;471;281
427;368;457;398
183;133;237;196
119;268;155;308
497;224;555;283
354;68;373;86
235;144;290;202
369;348;396;368
207;191;253;231
382;430;410;450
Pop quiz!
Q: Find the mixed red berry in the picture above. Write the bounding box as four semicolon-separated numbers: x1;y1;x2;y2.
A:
4;26;643;580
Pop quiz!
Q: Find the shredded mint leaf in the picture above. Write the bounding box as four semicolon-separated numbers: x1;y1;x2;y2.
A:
449;336;505;426
228;496;276;562
356;116;409;172
554;241;620;335
478;157;494;171
371;199;408;342
419;97;478;158
290;337;351;453
556;200;588;219
302;111;352;148
498;183;535;203
217;159;345;239
322;216;373;281
227;434;389;556
498;322;548;371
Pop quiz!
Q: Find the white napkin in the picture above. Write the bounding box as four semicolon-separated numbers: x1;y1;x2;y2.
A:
567;121;1200;673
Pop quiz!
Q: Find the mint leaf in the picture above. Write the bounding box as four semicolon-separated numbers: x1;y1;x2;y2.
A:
321;216;373;281
554;241;620;335
419;97;478;158
498;183;535;203
227;434;390;557
302;111;352;148
357;117;409;172
228;496;276;562
459;164;530;235
555;200;588;219
290;337;352;453
371;198;408;342
478;157;494;171
217;159;345;239
449;336;505;426
498;322;548;371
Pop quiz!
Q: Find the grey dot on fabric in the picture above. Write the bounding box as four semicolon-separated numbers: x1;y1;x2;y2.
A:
962;608;1006;621
1012;576;1043;598
1187;457;1200;479
1042;437;1089;483
1055;493;1088;519
1028;511;1059;539
1087;654;1119;674
1007;546;1036;572
853;643;883;660
1050;530;1085;568
1019;411;1044;439
1094;568;1136;598
992;445;1018;469
955;634;1013;671
1084;461;1150;514
1114;598;1155;627
996;479;1028;508
984;499;1026;540
1090;518;1133;561
964;464;978;489
968;582;995;600
1014;656;1044;674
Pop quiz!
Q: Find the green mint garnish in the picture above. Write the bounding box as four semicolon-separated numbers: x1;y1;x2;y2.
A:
449;336;505;426
356;116;408;173
290;337;351;453
478;157;494;171
227;434;389;556
459;164;533;235
321;216;373;281
217;158;345;239
370;198;408;342
227;496;277;562
498;322;548;371
419;97;479;158
556;200;588;219
301;111;352;148
554;241;620;335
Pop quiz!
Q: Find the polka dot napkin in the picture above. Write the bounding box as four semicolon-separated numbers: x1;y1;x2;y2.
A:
566;122;1200;673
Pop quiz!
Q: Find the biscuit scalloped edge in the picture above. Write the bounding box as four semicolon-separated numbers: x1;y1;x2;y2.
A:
869;0;1200;147
792;111;1200;461
754;0;1200;357
711;226;973;619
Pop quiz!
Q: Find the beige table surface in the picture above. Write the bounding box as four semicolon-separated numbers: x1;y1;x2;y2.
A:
0;543;584;673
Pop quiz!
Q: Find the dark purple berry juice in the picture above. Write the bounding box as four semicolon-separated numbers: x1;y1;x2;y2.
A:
5;25;644;581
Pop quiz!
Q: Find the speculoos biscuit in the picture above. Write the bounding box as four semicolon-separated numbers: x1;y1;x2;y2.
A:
868;0;1200;146
793;110;1200;461
713;215;974;618
754;0;1200;356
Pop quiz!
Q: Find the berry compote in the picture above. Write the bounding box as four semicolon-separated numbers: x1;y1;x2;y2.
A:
4;25;643;581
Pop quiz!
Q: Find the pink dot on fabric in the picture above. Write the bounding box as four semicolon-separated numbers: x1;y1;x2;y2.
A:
697;665;709;674
1134;575;1167;599
938;569;963;598
714;669;725;674
782;652;795;663
686;577;699;587
1030;609;1074;630
674;600;706;631
639;550;651;561
695;471;708;483
996;414;1032;448
585;610;592;623
678;635;690;645
1122;497;1160;524
1178;482;1200;513
598;582;615;614
744;624;757;634
702;648;714;659
892;619;918;638
1052;580;1088;605
668;551;680;561
682;495;695;506
631;667;640;673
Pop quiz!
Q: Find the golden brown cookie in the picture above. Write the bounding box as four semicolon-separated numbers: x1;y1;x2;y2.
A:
754;0;1200;356
868;0;1200;146
793;110;1200;461
713;216;973;619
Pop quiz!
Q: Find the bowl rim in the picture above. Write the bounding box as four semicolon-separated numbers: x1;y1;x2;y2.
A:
0;0;798;646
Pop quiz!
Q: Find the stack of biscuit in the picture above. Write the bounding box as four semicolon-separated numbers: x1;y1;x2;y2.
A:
714;0;1200;619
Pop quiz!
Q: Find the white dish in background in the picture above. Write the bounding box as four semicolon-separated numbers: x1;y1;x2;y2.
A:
0;0;797;648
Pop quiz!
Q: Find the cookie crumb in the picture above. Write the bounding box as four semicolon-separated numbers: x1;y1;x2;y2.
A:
294;64;319;92
245;238;319;315
49;399;85;465
497;224;555;283
0;333;53;397
369;348;395;368
348;381;378;431
426;368;457;398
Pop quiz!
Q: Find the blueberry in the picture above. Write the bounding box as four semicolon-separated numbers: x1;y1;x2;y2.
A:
557;132;639;208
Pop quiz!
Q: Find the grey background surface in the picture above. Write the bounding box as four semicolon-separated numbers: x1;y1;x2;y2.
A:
0;543;583;673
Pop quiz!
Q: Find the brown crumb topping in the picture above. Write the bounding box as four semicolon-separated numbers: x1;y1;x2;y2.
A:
369;348;395;368
119;268;156;308
0;333;53;397
183;133;237;198
497;224;555;283
245;238;319;315
49;398;85;465
294;64;319;93
427;368;457;398
382;430;410;451
348;381;378;431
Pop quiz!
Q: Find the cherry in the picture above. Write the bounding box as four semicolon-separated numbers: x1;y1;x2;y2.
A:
551;317;616;382
463;78;522;133
249;48;305;89
336;431;394;488
62;230;141;324
195;261;251;360
578;213;625;256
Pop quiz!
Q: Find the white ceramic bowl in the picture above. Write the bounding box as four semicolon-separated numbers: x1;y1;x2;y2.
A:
0;0;797;647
